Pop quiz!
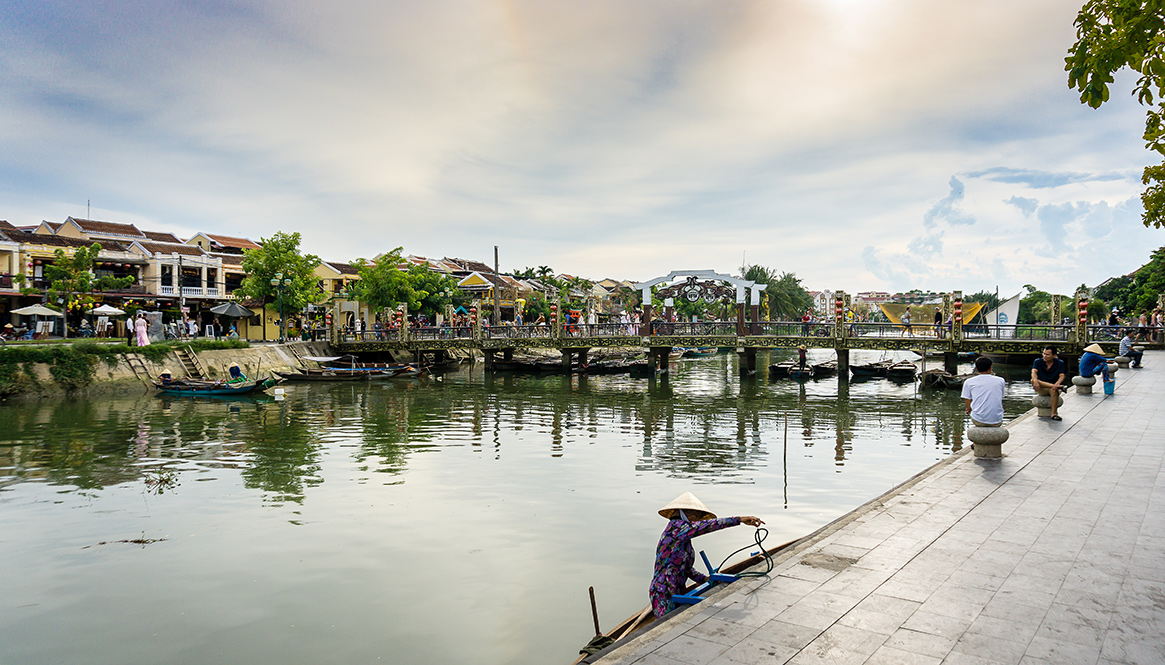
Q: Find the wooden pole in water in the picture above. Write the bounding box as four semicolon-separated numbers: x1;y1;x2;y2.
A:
589;586;601;636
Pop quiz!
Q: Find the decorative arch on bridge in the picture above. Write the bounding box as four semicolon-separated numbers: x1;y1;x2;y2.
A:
631;270;767;333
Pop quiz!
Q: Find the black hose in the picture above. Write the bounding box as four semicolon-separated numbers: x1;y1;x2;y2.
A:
718;526;773;578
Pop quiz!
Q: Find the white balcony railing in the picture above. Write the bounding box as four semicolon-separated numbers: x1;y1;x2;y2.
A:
159;286;175;296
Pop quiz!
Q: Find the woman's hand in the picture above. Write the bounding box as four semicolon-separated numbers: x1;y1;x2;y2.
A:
740;516;765;527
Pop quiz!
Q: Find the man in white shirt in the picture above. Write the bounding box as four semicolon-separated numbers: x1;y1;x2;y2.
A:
961;356;1006;427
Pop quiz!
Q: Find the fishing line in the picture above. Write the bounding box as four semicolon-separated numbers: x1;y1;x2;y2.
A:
717;526;773;578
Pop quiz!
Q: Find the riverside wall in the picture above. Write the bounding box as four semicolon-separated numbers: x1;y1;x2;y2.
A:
2;341;333;400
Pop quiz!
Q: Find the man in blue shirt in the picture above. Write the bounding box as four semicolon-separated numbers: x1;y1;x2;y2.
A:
1119;329;1144;368
1031;345;1066;421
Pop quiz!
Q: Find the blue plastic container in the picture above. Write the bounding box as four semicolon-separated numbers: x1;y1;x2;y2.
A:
1104;379;1115;395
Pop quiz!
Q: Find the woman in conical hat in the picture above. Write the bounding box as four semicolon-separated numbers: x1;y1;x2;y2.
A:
649;492;763;617
1078;343;1110;383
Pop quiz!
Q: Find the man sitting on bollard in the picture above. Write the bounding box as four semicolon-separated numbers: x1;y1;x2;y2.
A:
962;356;1005;427
1031;345;1066;421
1119;329;1144;368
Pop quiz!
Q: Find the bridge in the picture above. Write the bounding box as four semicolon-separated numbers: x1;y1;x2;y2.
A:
328;272;1164;376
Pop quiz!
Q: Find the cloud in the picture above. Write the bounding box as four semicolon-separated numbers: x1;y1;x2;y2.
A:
908;231;944;256
1036;202;1091;252
922;176;975;229
968;167;1126;189
1004;195;1039;216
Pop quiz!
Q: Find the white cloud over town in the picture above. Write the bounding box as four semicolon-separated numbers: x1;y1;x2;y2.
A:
1;0;1161;294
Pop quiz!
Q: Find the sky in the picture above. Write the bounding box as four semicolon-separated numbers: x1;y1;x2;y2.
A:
2;0;1163;296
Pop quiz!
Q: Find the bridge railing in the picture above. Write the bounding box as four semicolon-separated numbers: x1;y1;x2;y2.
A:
650;321;738;336
563;323;635;337
412;326;474;341
485;325;553;339
963;324;1073;341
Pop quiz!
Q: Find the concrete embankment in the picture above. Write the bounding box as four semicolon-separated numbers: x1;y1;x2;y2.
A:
2;341;332;400
591;353;1163;665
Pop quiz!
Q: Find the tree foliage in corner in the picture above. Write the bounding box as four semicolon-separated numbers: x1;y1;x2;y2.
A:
235;232;321;312
1067;1;1165;227
44;243;135;314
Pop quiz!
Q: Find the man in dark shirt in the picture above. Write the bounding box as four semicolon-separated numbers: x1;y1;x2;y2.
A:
1031;345;1066;420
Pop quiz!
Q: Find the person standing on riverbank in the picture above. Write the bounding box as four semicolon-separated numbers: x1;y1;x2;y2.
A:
134;314;150;347
650;493;763;618
1031;346;1065;421
961;356;1005;427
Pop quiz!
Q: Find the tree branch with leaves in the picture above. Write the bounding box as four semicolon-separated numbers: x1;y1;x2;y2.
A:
1067;0;1165;227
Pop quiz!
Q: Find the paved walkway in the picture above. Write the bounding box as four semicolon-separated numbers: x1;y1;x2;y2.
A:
596;353;1164;665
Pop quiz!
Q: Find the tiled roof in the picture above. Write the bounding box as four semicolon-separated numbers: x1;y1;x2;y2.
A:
0;220;15;232
135;242;207;257
210;252;244;266
143;231;182;243
67;217;144;238
2;230;130;251
205;233;261;250
445;257;494;274
325;261;361;275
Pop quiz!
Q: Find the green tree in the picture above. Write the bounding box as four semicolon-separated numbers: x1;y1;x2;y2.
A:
350;247;414;312
1018;284;1055;324
235;231;322;316
404;264;461;319
965;290;1002;312
741;264;813;319
44;243;134;319
1067;1;1165;227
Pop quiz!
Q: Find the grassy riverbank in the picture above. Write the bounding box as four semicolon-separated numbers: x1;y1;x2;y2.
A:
0;339;251;397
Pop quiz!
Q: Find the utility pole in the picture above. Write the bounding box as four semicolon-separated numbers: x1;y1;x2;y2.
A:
493;245;501;325
178;255;185;313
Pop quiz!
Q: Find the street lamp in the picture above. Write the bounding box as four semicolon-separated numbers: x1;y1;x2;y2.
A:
270;272;292;342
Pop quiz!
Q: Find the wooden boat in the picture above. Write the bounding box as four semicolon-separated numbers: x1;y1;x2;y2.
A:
921;369;970;390
153;379;260;396
811;360;838;378
681;347;718;358
886;360;918;381
849;360;894;378
787;364;814;380
573;537;800;664
275;368;384;382
768;361;793;378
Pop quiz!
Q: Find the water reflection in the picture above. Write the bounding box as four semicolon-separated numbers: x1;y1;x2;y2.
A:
0;355;1030;500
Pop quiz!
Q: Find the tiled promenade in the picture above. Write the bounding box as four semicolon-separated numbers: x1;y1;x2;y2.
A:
595;353;1163;665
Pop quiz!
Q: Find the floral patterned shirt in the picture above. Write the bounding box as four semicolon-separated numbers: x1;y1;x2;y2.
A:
650;516;740;617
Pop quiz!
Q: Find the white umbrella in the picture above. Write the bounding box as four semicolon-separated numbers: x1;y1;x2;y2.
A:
90;304;126;315
12;304;64;317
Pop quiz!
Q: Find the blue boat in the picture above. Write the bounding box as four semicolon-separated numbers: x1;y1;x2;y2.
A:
153;379;260;396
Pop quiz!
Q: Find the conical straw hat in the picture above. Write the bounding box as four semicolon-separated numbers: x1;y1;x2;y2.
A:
1083;344;1104;354
659;492;716;520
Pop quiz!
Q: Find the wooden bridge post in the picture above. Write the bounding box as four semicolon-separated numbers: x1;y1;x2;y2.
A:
1052;295;1063;330
837;349;849;380
942;293;958;374
1075;291;1089;344
952;291;963;344
400;303;409;343
472;300;483;343
735;285;746;336
640;287;652;336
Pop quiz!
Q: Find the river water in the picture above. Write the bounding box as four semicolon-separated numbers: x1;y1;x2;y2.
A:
0;350;1036;664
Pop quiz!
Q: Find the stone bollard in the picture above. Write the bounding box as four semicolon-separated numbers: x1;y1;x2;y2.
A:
1072;375;1096;395
968;425;1008;458
1134;345;1145;353
1032;393;1063;417
1107;362;1119;377
1115;356;1131;369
